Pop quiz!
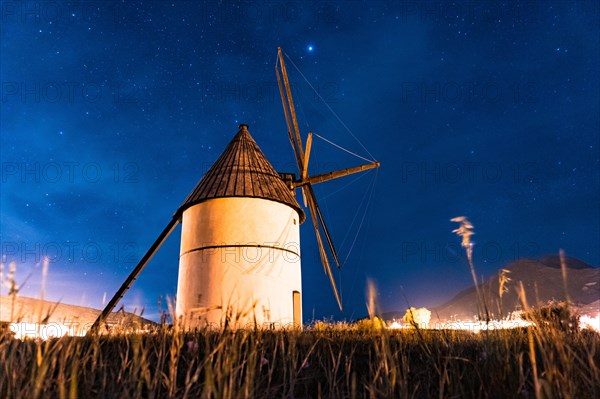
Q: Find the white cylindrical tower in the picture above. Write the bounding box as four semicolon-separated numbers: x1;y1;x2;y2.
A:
175;125;305;329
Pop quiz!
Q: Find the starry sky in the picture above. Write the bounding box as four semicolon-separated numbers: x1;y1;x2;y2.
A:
1;1;598;321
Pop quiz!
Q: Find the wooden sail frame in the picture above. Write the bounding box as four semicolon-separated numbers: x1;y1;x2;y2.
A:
275;48;380;311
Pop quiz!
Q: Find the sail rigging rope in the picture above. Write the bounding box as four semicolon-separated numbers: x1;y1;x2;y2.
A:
319;161;377;307
320;165;371;201
341;168;378;267
345;169;378;305
338;267;343;305
336;172;373;248
313;132;375;164
319;166;377;267
282;50;377;162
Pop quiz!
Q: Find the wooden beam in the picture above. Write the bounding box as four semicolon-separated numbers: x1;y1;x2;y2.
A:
301;131;312;181
293;161;380;188
87;217;180;334
275;60;302;170
277;48;305;167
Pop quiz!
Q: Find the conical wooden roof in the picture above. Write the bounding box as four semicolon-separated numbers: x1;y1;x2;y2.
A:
177;125;305;221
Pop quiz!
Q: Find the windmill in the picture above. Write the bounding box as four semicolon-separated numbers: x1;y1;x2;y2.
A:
89;48;379;332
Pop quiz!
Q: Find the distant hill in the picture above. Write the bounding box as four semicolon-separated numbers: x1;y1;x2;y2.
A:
431;255;599;321
0;295;155;329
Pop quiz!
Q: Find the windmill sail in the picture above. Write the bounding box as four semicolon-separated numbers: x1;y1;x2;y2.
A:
307;184;341;268
276;48;348;310
303;184;343;309
276;47;380;311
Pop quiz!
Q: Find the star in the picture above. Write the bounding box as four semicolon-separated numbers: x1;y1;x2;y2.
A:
307;45;314;52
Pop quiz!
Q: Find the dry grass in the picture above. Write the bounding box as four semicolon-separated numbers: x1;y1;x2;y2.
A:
1;320;598;398
1;220;598;398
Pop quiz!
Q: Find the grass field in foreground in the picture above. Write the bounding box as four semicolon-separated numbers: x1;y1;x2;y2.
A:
1;322;598;399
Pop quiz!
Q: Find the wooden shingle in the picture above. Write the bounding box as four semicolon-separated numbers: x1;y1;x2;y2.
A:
177;125;305;222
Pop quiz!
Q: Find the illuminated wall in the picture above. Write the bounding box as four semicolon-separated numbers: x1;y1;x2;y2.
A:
176;197;302;329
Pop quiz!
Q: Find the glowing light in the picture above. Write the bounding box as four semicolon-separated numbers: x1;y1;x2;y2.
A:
388;321;403;329
386;315;535;332
580;314;600;332
403;307;431;328
307;45;314;52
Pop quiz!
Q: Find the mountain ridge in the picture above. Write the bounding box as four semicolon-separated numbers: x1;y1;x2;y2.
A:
380;255;598;322
0;295;155;328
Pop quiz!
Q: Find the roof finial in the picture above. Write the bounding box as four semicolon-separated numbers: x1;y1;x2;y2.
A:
239;124;249;131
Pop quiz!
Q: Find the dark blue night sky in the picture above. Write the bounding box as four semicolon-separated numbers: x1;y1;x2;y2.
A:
1;1;598;321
